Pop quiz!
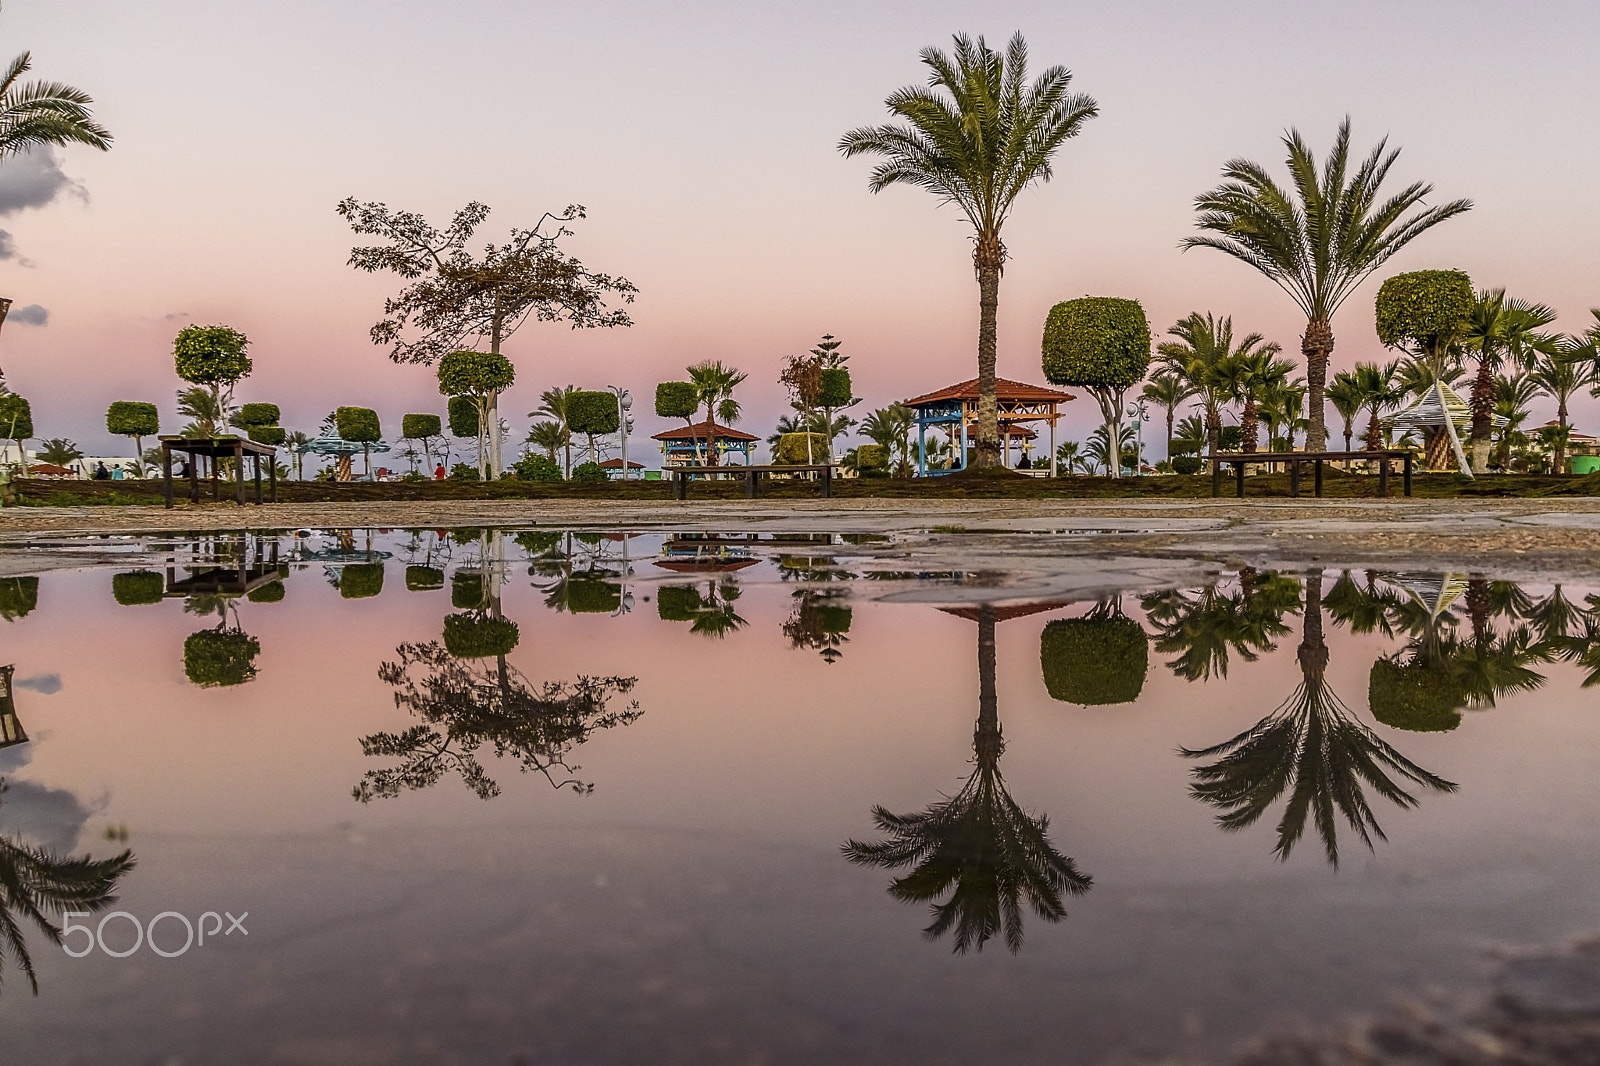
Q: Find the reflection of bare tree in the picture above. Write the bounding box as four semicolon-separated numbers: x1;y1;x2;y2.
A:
844;604;1090;953
1182;573;1457;866
355;642;640;801
0;782;135;994
781;590;850;663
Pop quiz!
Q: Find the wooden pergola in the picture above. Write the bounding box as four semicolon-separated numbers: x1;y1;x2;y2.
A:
902;378;1074;476
160;435;278;508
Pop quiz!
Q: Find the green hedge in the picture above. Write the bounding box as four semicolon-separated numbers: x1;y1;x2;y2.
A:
1172;455;1203;475
173;324;251;386
335;406;380;444
0;576;38;621
451;571;484;609
1368;659;1465;732
1040;615;1148;705
657;584;703;621
565;576;621;614
107;401;159;438
655;381;698;420
402;413;441;440
183;628;260;687
236;402;280;428
571;461;609;484
442;612;520;658
855;443;888;470
112;570;164;606
247;425;286;446
246;581;285;603
339;562;384;599
405;565;445;591
513;453;562;482
567;391;620;436
1042;297;1151;390
447;395;479;439
776;432;828;464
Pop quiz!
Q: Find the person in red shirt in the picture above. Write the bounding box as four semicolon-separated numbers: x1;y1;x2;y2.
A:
434;464;446;480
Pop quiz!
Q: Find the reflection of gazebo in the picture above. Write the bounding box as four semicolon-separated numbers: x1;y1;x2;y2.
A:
0;665;26;749
902;378;1074;476
651;420;758;467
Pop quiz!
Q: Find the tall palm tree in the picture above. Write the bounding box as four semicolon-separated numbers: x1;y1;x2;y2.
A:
1157;313;1278;464
0;823;134;993
1459;289;1558;471
1214;349;1293;453
1327;370;1363;452
843;604;1090;952
1184;119;1472;452
1351;360;1403;451
686;360;746;467
1140;370;1196;460
532;385;577;477
1493;372;1538;471
33;437;80;467
840;33;1098;469
1530;339;1594;475
0;51;112;161
524;420;567;464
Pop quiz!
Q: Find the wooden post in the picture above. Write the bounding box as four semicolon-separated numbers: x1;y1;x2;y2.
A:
1211;457;1222;498
253;452;263;504
1235;461;1246;498
189;449;199;501
162;441;174;508
1314;457;1325;498
269;452;278;503
1378;458;1390;497
235;443;245;506
744;467;757;499
1289;460;1300;498
673;469;687;501
821;464;832;499
1403;454;1414;497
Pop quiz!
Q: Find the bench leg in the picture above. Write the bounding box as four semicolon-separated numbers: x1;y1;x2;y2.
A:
821;466;832;499
1314;458;1324;498
162;444;174;509
745;468;757;499
1378;459;1390;497
1235;462;1245;498
673;472;687;501
1404;456;1413;497
1289;460;1300;498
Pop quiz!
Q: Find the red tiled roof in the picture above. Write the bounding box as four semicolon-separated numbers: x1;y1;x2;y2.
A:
597;458;645;468
651;419;759;443
939;601;1074;623
903;377;1074;408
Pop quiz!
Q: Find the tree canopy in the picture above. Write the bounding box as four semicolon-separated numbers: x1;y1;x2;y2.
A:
173;325;251;388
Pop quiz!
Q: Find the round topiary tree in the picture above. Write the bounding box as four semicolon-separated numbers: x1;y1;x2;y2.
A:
655;381;698;426
0;576;38;621
1040;608;1149;705
401;413;443;474
173;325;252;433
776;432;828;465
1368;658;1466;733
442;613;521;658
566;390;620;466
564;575;622;613
1375;269;1475;474
854;443;888;473
183;628;260;687
106;401;159;469
405;565;445;591
339;562;384;599
818;367;853;457
447;394;479;441
235;403;280;429
1042;297;1152;478
335;406;382;477
437;350;515;478
0;393;34;476
247;425;286;446
111;570;164;606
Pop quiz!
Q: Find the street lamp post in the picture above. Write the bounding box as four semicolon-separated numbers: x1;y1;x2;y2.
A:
1125;399;1149;476
608;386;633;479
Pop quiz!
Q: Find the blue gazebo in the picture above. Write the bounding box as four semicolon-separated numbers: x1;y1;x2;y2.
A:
902;378;1074;476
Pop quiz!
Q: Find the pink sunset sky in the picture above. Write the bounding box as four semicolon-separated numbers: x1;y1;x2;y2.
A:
2;0;1597;458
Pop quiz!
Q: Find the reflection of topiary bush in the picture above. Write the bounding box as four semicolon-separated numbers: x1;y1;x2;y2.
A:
1172;455;1203;475
451;571;484;609
814;603;852;633
657;584;703;621
571;461;609;484
246;581;285;604
405;566;445;591
776;432;829;465
566;576;622;613
112;570;164;606
1368;658;1465;732
0;577;39;621
442;612;520;658
514;530;563;556
340;563;384;599
183;628;260;687
513;453;562;482
1040;614;1148;705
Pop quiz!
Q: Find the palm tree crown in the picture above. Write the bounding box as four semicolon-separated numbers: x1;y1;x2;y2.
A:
0;51;111;160
1183;119;1471;452
840;32;1097;469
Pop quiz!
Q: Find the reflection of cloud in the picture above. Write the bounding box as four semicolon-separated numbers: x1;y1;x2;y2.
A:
0;148;87;216
8;304;47;327
0;779;98;854
14;673;60;694
0;229;27;264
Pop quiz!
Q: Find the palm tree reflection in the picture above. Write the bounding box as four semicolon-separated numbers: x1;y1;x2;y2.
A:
843;604;1090;952
1182;572;1457;866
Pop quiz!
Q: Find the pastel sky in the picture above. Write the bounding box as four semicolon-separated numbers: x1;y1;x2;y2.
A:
3;0;1598;458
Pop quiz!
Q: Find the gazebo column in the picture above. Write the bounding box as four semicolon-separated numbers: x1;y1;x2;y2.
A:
162;441;174;508
917;420;927;477
958;417;968;471
1049;414;1058;477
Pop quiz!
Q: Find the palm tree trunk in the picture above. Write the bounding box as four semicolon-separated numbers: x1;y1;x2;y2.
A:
1205;403;1221;475
1469;359;1494;472
1299;570;1328;683
1557;396;1570;473
1301;318;1333;452
1241;399;1259;454
975;603;1003;767
704;403;719;467
1365;406;1383;450
972;237;1003;470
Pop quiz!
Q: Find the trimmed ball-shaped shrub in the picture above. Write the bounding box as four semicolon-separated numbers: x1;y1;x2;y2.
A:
571;461;609;484
173;324;251;386
657;585;704;622
447;396;479;439
437;349;515;398
0;394;34;441
776;433;829;465
1375;270;1474;350
112;570;164;606
1368;659;1465;733
513;453;562;482
405;566;445;591
1040;615;1149;706
442;613;520;658
107;401;159;438
236;403;280;428
567;391;620;436
1041;297;1152;389
565;576;622;614
451;571;485;609
247;425;286;446
1172;455;1203;475
655;381;698;420
339;562;384;599
402;413;442;440
183;628;260;687
335;406;380;444
818;367;852;409
855;444;888;471
0;576;39;621
246;581;285;604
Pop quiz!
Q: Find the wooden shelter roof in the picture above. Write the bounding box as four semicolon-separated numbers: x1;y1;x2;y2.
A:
903;377;1074;408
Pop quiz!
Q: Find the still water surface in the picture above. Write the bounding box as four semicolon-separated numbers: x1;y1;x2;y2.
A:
2;528;1599;1064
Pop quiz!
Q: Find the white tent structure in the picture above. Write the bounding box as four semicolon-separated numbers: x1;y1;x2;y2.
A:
1385;382;1504;474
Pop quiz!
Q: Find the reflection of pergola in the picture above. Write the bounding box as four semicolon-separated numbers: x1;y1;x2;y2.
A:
651;420;758;467
166;536;283;597
902;378;1074;476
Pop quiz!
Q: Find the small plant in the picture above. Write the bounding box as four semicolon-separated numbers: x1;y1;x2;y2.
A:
513;453;562;482
570;461;609;484
1171;455;1203;475
449;462;480;481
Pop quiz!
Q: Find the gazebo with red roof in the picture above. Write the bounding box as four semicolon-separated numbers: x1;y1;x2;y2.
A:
901;377;1074;476
651;420;759;467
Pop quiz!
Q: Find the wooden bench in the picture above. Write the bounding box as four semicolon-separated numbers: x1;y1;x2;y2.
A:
1205;450;1414;498
160;435;278;508
671;463;834;500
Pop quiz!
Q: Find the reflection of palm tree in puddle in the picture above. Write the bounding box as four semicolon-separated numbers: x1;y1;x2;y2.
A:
843;604;1090;953
1182;572;1457;866
1142;568;1298;681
